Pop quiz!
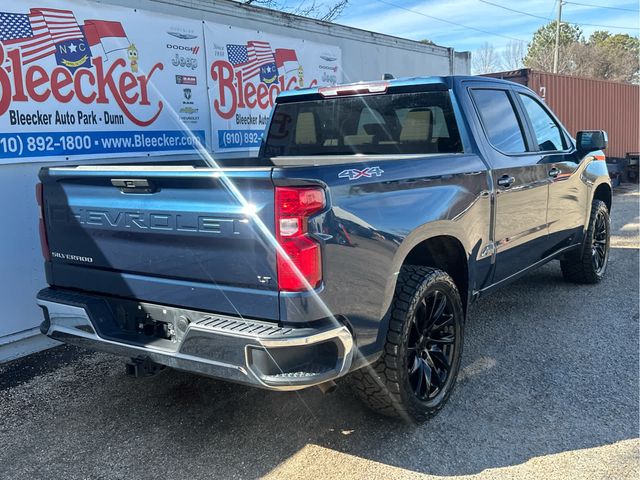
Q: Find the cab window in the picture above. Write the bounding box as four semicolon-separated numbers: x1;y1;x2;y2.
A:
471;89;527;154
518;93;565;151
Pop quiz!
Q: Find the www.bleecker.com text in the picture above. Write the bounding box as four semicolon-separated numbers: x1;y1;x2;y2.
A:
9;109;125;126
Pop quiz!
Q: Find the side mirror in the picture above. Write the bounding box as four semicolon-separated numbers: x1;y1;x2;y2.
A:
576;130;608;153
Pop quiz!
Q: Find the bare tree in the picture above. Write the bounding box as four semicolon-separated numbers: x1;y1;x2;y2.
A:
501;40;526;71
524;22;584;75
318;0;349;21
574;31;640;83
241;0;349;22
472;42;501;74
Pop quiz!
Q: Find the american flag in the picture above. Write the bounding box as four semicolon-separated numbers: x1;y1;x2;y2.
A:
32;8;84;44
0;11;55;64
227;41;276;80
0;8;84;65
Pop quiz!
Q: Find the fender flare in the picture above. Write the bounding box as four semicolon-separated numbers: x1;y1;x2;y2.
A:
379;221;472;318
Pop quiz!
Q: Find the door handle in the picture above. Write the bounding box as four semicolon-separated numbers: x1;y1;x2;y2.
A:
497;175;515;188
111;178;157;194
548;167;560;178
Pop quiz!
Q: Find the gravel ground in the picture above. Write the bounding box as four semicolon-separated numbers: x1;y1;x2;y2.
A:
1;185;638;480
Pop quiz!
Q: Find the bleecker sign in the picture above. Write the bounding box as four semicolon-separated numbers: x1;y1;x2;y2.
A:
205;23;341;151
0;2;209;163
0;43;163;126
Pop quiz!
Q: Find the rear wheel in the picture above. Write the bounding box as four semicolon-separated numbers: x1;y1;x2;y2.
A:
349;266;464;423
561;199;610;284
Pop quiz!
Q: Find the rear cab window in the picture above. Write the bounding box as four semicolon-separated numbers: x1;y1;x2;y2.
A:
262;91;463;157
470;89;527;154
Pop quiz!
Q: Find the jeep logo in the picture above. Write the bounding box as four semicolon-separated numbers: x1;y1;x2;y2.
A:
172;54;198;70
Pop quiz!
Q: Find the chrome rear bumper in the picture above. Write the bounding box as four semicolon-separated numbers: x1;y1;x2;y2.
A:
37;289;353;391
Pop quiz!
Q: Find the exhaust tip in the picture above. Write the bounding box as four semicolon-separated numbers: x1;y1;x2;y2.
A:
317;380;337;394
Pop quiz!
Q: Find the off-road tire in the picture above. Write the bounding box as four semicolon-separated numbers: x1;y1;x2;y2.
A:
560;199;610;284
348;266;464;423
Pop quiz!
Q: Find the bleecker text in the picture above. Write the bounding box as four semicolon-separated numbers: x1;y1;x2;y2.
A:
0;43;164;127
210;60;318;119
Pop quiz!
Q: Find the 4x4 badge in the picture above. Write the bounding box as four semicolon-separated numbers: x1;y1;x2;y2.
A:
338;166;384;180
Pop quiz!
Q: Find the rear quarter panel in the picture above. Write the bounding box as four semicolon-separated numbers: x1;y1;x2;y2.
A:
273;154;492;358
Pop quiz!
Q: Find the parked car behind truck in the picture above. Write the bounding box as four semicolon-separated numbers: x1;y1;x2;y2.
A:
36;76;612;422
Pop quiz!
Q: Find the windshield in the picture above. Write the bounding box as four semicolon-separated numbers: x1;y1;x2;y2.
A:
262;91;463;156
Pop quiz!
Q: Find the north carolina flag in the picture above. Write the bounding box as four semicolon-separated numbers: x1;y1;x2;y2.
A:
274;48;298;72
82;19;128;55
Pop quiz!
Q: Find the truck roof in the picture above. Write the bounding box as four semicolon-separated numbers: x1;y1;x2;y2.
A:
277;75;516;101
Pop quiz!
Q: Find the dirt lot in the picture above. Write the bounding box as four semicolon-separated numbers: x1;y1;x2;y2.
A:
1;185;638;480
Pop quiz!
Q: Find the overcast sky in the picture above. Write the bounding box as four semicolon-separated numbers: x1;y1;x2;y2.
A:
332;0;640;53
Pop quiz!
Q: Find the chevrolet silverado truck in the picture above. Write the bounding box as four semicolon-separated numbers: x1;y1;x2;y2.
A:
36;76;612;422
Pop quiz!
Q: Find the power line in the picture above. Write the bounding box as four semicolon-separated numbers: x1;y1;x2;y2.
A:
564;1;640;13
373;0;529;43
547;0;558;21
479;0;547;20
565;19;640;30
479;0;640;30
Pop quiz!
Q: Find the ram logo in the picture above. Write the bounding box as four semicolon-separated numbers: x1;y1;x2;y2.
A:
338;166;384;181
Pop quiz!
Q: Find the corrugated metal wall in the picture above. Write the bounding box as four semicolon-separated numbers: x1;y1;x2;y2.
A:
485;69;639;159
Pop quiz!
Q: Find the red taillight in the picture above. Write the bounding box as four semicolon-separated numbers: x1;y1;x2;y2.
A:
275;186;325;292
36;183;50;261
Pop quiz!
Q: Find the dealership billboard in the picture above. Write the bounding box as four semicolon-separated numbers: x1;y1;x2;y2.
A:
0;1;341;163
204;22;341;152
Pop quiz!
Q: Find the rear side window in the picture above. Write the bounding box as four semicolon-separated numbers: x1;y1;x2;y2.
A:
263;91;463;156
471;89;527;154
518;94;565;151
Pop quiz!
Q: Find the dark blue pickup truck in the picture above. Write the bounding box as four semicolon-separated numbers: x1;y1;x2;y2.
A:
36;76;611;422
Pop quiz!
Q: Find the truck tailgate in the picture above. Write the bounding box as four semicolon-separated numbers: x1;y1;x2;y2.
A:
40;166;279;319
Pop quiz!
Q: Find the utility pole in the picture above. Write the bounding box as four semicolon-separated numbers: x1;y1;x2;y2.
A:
553;0;563;74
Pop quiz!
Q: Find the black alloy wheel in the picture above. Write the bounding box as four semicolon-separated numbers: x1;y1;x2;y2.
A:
561;199;610;284
348;266;464;422
591;208;609;276
407;290;456;401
